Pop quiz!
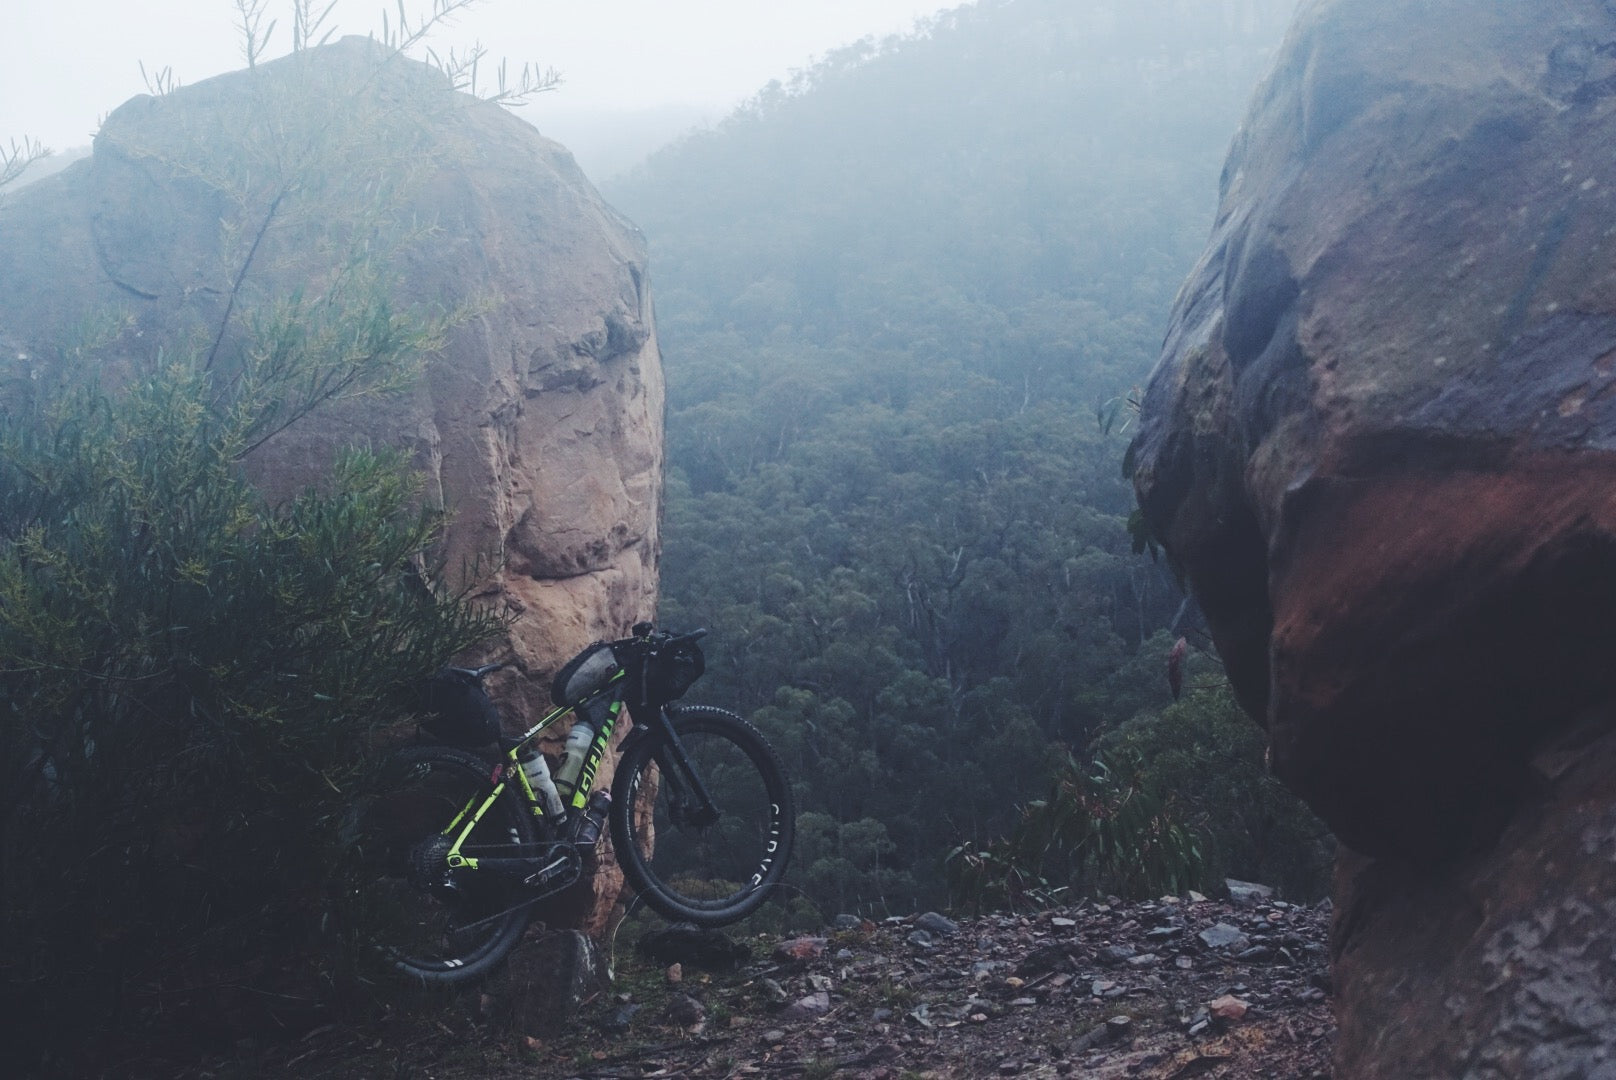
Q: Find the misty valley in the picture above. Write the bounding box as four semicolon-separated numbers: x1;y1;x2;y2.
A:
13;0;1595;1076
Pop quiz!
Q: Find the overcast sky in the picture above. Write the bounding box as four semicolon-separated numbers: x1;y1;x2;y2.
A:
4;0;964;161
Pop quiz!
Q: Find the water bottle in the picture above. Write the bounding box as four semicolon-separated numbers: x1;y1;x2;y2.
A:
552;718;595;801
573;791;611;850
518;748;566;818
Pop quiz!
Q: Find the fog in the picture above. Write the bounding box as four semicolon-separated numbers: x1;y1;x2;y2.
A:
3;0;961;179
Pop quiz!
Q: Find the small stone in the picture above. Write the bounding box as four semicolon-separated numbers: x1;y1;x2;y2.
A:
664;992;706;1027
834;947;855;961
759;977;788;1004
783;991;831;1020
762;1029;786;1043
915;911;961;936
1208;994;1249;1021
1188;1019;1211;1036
772;936;828;963
666;962;682;983
1197;923;1251;950
872;1007;894;1022
1225;879;1275;906
1235;945;1275;962
1091;979;1119;997
1050;916;1076;928
999;1061;1022;1075
865;1042;902;1065
820;1036;837;1049
833;914;862;930
808;973;834;992
1126;952;1160;967
1187;890;1209;903
599;1002;640;1034
971;1012;989;1022
1099;944;1137;965
1175;956;1194;970
1106;1015;1133;1040
1015;944;1070;976
908;929;935;948
1010;996;1038;1006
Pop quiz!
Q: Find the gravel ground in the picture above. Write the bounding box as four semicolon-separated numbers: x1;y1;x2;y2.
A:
179;890;1334;1080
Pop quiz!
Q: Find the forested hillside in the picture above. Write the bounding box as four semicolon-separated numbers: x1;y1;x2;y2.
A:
604;0;1324;918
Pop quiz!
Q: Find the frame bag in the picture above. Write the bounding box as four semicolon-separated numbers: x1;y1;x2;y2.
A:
551;641;621;707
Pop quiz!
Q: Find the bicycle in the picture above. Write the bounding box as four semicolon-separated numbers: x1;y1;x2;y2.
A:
356;624;796;985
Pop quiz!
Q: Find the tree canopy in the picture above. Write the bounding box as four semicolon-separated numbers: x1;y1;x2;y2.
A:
605;0;1320;917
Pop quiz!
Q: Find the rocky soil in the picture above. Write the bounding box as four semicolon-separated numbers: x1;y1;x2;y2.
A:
180;889;1333;1079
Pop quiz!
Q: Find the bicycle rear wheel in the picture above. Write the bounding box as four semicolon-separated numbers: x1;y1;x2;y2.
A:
356;745;534;984
610;705;795;926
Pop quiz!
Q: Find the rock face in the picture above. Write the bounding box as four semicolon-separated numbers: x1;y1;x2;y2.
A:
1130;0;1616;1074
1331;717;1616;1079
0;40;661;930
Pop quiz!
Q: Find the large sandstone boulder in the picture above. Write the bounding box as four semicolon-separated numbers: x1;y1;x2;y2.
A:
1131;0;1616;1074
1133;0;1616;856
0;39;661;931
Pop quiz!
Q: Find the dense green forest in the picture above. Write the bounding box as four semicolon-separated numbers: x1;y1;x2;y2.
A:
604;0;1328;918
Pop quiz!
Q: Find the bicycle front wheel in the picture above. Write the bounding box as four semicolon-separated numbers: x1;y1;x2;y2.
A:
356;745;534;984
610;705;795;926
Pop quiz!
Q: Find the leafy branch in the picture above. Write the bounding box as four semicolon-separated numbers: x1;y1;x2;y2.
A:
423;44;561;104
0;137;51;190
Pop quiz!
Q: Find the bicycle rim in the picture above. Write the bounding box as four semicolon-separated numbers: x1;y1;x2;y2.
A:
357;747;534;984
611;707;794;926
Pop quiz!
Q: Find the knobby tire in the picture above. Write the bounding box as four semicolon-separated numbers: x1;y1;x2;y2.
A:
357;745;534;985
610;705;795;926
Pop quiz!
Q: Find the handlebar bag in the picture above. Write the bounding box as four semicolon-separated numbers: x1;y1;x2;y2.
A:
649;640;705;702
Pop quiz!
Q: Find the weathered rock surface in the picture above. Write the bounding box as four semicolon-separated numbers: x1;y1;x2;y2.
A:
1131;0;1616;1075
0;39;661;930
1132;0;1616;860
1333;716;1616;1078
500;930;607;1032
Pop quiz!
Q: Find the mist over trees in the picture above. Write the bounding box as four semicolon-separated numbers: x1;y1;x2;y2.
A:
0;6;1336;1063
606;0;1326;918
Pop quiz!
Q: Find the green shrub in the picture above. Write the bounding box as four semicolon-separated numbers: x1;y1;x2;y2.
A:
0;348;497;1063
0;7;529;1061
1096;685;1334;899
946;752;1206;911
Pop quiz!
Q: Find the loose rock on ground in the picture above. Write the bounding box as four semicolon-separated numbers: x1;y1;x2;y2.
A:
205;891;1333;1079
